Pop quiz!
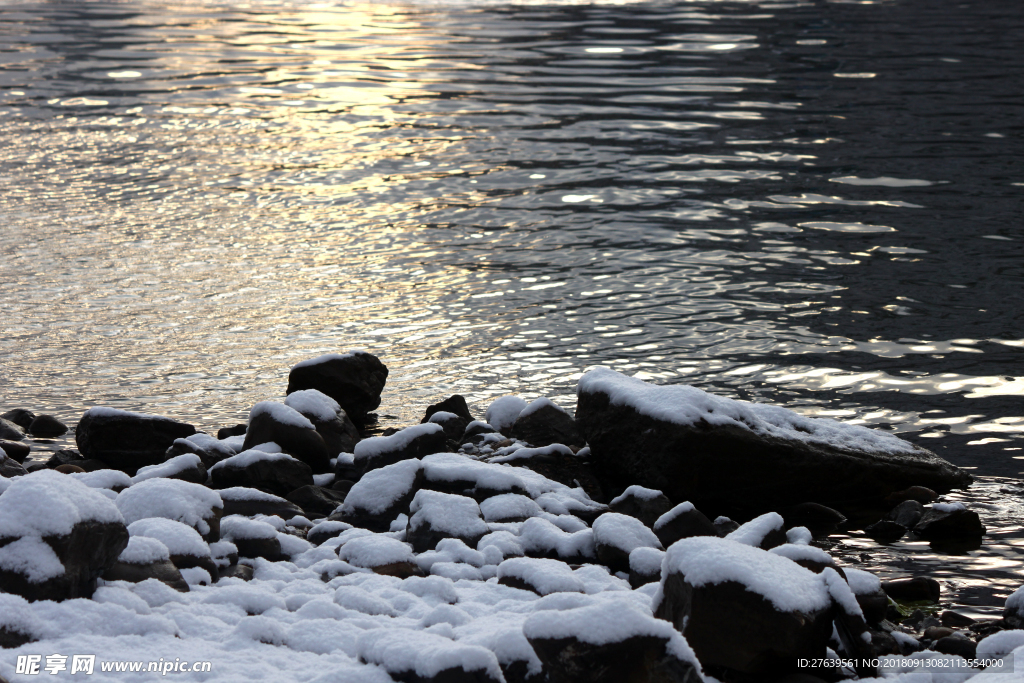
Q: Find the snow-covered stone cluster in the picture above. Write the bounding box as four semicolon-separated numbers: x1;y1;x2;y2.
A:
0;356;1019;682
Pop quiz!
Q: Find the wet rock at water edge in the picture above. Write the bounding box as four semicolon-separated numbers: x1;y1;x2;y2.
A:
45;449;85;470
885;486;938;505
882;577;941;603
75;407;196;475
285;351;388;425
242;401;332;474
511;398;583;449
576;368;971;518
913;503;985;541
422;395;474;425
210;449;315;498
28;414;68;438
1;409;34;431
0;451;28;478
0;418;25;441
779;502;846;539
0;440;30;463
426;411;469;445
864;520;907;543
217;424;247;440
887;500;924;528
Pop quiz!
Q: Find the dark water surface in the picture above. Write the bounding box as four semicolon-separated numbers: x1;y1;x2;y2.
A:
1;0;1022;611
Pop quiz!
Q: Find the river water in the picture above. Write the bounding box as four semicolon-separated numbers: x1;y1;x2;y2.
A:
0;0;1022;615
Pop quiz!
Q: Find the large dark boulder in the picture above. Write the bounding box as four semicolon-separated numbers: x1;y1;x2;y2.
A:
285;485;347;518
0;471;129;602
75;407;196;475
576;368;972;519
653;536;833;678
286;351;388;424
242;402;332;474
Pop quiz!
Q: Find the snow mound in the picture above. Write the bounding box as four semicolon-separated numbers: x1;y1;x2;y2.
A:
115;478;222;536
68;469;133;491
654;502;696;531
519;397;568;418
285;389;342;421
357;628;504;682
342;459;422;516
484;396;528;431
354;423;443;463
118;536;171;565
291;351;361;370
497;557;585;595
0;536;65;582
610;485;664;505
726;511;784;547
844;567;882;595
127;518;210;558
0;469;124;538
593;512;662;553
409;490;488;539
480;493;543;522
210;448;300;472
221;515;279;541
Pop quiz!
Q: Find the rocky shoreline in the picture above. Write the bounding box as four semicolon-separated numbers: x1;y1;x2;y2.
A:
1;351;1022;682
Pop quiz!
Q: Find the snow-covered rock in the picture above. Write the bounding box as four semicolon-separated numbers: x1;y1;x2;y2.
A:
609;485;673;528
127;517;218;579
103;536;188;592
285;389;361;457
354;423;447;473
576;367;972;517
75;407;196;474
209;448;314;498
407;489;488;553
241;401;332;474
131;453;206;485
340;458;424;532
653;535;833;677
592;512;662;573
0;470;129;601
484;396;528;435
652;501;717;547
286;351;388;424
726;511;787;550
219;486;305;520
511;397;582;448
116;477;224;542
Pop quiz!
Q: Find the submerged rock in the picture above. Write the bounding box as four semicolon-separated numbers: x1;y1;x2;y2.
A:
75;407;196;475
285;351;388;425
28;414;68;438
576;368;972;519
0;409;34;431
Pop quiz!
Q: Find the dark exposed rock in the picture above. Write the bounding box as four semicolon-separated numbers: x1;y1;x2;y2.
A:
307;521;352;546
165;438;230;471
370;562;424;579
210;453;314;498
779;502;846;538
1;409;35;431
230;536;283;562
0;521;129;602
914;505;986;540
0;452;27;478
54;464;86;474
75;408;196;475
426;411;469;444
422;395;474;424
169;552;220;582
713;517;740;536
653;503;718;548
856;589;890;626
885;486;937;505
286;351;388;424
218;564;254;582
354;423;447;474
45;449;84;469
886;500;924;528
933;636;977;660
332;479;355;495
0;418;24;441
76;459;110;472
242;403;332;474
285;485;347;518
940;610;975;628
103;559;189;592
0;440;30;463
511;400;582;448
864;520;907;543
882;577;941;603
220;488;305;520
28;414;68;438
217;424;247;440
339;460;424;532
0;624;35;649
528;634;702;683
334;454;362;483
576;368;971;519
610;486;674;529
